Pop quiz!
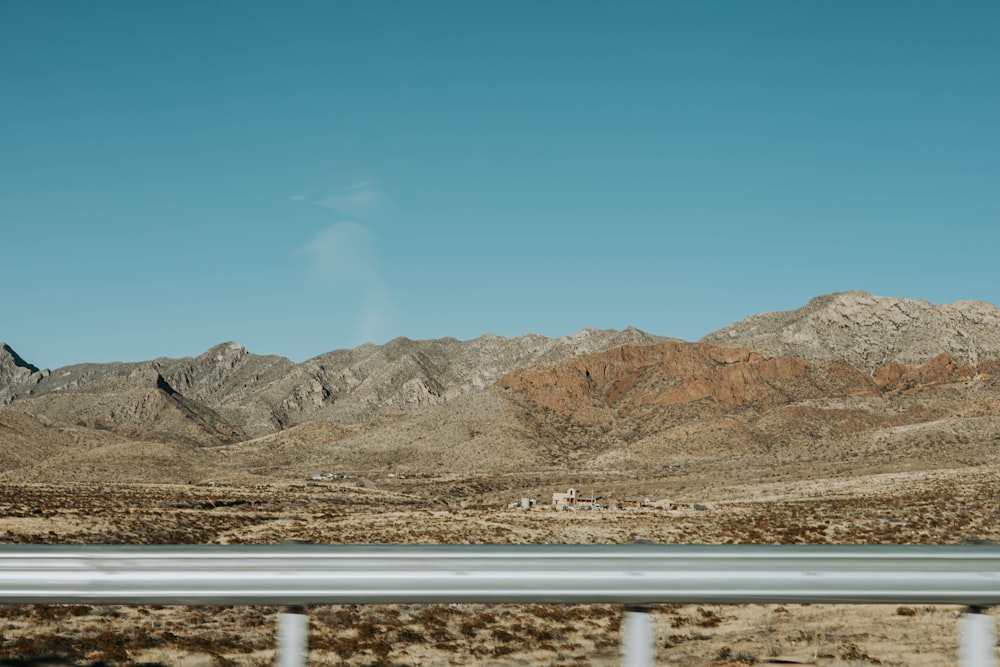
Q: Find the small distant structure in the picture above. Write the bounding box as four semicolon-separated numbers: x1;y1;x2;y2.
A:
618;497;660;510
552;488;578;509
310;472;352;482
521;497;536;509
547;488;670;511
618;498;646;510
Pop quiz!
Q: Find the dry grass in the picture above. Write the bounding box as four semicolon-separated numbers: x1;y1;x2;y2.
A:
0;601;983;666
0;465;998;665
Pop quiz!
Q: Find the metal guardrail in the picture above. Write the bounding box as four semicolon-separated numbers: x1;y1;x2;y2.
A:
0;544;997;666
1;543;999;606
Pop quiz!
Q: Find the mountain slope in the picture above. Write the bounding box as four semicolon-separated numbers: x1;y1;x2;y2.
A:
0;406;128;472
702;291;1000;372
262;327;668;427
16;367;244;447
212;341;1000;480
493;340;1000;473
0;328;667;438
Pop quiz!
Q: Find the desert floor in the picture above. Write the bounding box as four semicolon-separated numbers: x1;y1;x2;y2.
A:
1;462;998;666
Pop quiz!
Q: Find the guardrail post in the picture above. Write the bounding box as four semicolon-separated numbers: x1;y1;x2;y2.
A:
276;607;308;667
622;605;655;667
960;607;995;667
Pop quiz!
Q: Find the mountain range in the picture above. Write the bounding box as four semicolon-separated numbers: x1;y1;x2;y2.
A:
2;291;999;486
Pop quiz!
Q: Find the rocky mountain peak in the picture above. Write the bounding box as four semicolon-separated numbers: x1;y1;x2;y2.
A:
1;342;45;404
0;342;39;376
198;342;250;367
702;291;1000;373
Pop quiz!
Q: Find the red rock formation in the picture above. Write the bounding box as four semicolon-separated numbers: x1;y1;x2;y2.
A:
499;341;879;426
875;353;979;393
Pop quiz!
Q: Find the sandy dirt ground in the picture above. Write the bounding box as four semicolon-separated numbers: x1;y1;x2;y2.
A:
1;464;998;666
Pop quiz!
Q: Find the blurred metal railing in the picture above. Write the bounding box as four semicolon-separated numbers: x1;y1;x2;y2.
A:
0;544;997;666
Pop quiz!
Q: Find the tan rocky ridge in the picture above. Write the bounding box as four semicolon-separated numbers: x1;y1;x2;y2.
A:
0;328;666;449
703;291;1000;372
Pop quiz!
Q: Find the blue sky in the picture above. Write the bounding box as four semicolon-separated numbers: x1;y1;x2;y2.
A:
2;1;998;369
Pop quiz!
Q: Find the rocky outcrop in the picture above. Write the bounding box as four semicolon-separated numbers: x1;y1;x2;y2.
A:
500;341;879;427
874;352;999;393
702;291;1000;373
0;342;47;405
161;342;295;401
0;342;38;377
157;342;296;436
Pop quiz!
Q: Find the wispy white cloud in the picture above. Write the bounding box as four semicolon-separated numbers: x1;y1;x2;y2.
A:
300;221;394;345
317;180;383;218
301;221;377;285
289;194;308;201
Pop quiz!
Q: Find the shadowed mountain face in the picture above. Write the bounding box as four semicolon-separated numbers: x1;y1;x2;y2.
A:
1;294;999;484
0;342;45;405
0;343;38;375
